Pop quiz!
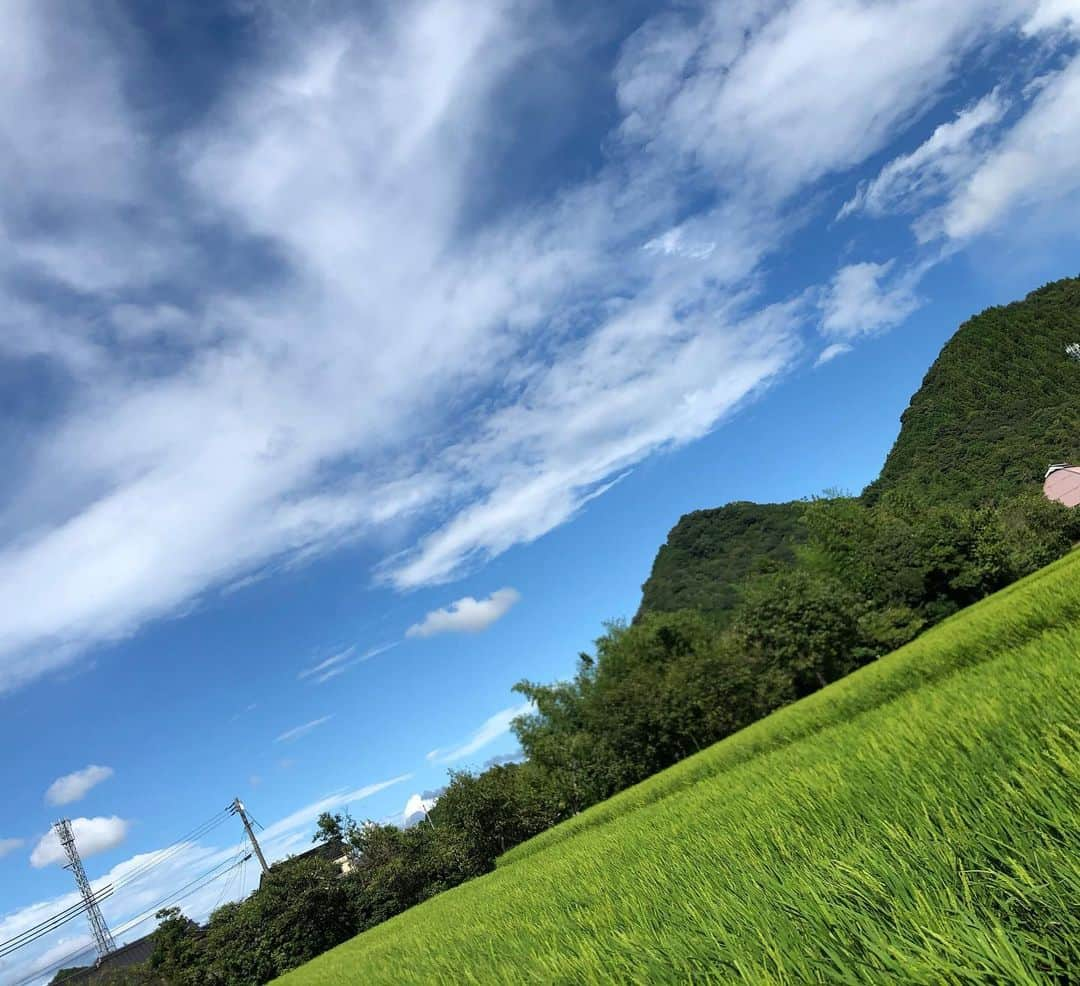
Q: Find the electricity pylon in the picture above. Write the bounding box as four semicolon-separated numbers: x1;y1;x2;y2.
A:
55;818;116;960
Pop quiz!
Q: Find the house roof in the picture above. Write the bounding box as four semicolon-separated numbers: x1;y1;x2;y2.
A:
1044;463;1080;508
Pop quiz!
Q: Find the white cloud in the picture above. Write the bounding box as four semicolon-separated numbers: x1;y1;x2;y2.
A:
839;89;1009;220
406;588;521;638
616;0;1021;201
1023;0;1080;35
426;702;532;764
402;792;438;825
0;0;796;692
0;933;96;986
814;343;854;367
0;836;23;858
820;261;923;339
933;53;1080;241
45;765;114;806
274;715;333;744
30;816;129;868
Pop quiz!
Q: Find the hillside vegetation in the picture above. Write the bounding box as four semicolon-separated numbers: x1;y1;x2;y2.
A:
639;275;1080;621
277;551;1080;985
637;501;805;618
869;276;1080;503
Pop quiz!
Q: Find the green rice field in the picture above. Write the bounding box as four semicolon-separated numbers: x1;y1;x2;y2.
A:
276;550;1080;985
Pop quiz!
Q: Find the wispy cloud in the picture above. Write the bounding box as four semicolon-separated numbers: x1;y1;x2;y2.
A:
256;774;413;850
274;715;333;744
814;343;853;368
838;90;1009;221
45;765;114;806
426;702;533;765
933;53;1080;242
406;588;520;638
820;261;923;339
298;647;355;681
299;642;398;684
0;837;23;858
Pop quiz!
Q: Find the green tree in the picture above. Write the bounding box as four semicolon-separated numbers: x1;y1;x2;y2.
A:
432;763;566;875
730;569;867;699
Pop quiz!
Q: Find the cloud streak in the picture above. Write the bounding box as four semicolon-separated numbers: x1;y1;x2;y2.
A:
274;715;333;744
839;89;1010;221
0;837;23;858
426;702;532;764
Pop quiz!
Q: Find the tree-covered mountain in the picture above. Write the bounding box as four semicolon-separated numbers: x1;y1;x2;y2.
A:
639;275;1080;619
867;275;1080;503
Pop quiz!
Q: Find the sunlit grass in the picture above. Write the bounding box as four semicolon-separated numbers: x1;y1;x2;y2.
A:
276;550;1080;985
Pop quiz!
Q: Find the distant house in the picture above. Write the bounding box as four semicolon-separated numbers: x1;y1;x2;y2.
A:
1044;464;1080;507
95;933;157;973
259;837;353;888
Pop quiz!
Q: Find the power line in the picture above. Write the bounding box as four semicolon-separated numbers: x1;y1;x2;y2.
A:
2;805;236;982
7;853;251;986
8;940;100;986
210;844;246;913
0;897;112;961
0;887;113;956
116;852;251;932
111;808;232;893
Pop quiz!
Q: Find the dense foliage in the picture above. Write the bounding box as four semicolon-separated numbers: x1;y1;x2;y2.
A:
637;501;805;619
513;489;1080;802
102;763;566;986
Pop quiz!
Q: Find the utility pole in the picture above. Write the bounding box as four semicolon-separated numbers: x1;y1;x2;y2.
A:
55;819;116;961
230;798;269;877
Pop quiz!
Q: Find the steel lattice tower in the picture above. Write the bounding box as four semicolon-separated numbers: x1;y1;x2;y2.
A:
55;818;116;960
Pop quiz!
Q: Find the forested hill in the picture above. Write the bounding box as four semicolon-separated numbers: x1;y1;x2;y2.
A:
637;501;805;618
639;275;1080;619
867;275;1080;503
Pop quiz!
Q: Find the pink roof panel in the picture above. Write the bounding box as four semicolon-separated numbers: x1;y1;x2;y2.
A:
1044;466;1080;508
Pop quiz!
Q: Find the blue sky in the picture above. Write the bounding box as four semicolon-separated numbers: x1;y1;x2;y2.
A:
2;0;1080;980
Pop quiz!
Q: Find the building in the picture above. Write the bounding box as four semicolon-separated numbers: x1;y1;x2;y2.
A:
1044;464;1080;507
258;836;353;888
53;934;160;983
